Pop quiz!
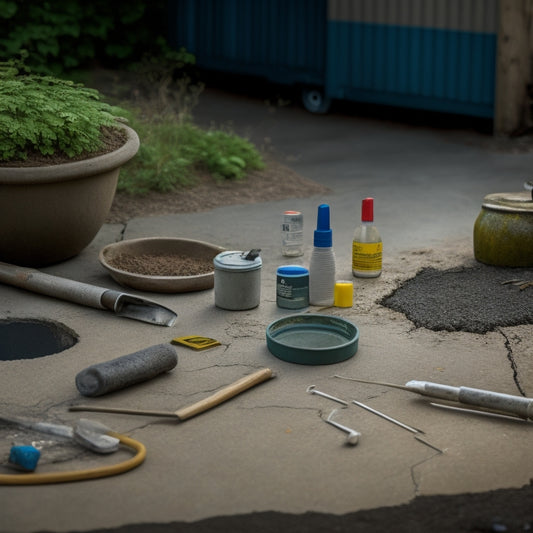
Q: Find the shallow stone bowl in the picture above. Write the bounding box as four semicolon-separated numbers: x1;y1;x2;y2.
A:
99;237;225;293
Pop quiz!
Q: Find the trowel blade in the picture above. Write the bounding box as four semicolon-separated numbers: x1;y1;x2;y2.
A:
109;293;177;327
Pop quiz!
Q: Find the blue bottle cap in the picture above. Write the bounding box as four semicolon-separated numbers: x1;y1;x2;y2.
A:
313;204;332;247
277;265;309;276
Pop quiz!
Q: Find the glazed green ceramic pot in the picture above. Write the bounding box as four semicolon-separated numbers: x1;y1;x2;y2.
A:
473;189;533;267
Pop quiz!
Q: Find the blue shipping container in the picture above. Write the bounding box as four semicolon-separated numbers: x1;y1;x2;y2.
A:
168;0;498;118
169;0;327;86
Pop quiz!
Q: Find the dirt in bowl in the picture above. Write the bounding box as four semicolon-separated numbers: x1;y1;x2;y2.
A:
107;253;214;277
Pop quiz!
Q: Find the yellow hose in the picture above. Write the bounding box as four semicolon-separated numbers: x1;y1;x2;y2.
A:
0;432;146;485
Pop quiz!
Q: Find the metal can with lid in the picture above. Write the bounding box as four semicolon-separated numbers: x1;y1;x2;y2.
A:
473;183;533;267
214;250;262;310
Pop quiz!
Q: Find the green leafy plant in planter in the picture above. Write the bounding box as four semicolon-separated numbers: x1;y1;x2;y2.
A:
0;55;127;162
0;54;139;266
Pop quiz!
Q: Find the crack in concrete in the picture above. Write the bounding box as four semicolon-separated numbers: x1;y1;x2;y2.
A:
181;363;267;374
410;450;441;497
498;328;526;397
225;325;263;339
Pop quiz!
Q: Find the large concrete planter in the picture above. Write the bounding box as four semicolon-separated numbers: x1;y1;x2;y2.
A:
0;125;139;267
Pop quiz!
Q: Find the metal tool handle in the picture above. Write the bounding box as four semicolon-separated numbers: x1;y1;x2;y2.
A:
0;261;177;326
0;261;106;309
175;368;273;420
410;380;533;420
458;387;533;419
69;405;178;418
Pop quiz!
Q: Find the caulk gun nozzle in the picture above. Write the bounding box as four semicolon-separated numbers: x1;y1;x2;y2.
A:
317;204;330;230
314;204;333;247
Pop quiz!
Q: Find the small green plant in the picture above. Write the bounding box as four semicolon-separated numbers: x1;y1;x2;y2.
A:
117;76;264;194
119;116;265;194
0;55;125;161
177;122;265;182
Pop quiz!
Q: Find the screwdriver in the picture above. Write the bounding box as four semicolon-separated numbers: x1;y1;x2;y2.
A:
334;376;533;420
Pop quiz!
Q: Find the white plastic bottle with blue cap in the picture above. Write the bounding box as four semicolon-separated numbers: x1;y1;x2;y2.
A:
309;204;336;306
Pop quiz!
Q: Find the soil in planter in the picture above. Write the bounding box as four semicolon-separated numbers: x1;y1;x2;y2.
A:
0;126;126;167
108;253;214;276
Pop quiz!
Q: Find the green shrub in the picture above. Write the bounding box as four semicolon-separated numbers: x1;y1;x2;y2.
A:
118;115;265;194
0;56;125;161
115;72;265;194
0;0;171;74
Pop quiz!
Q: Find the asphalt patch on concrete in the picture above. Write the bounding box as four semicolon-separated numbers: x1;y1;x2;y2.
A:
381;265;533;334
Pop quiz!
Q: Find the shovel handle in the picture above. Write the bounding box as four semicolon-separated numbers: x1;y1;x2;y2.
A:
0;261;105;309
70;368;274;420
175;368;274;420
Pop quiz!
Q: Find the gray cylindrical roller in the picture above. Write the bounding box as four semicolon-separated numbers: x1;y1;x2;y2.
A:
76;343;178;397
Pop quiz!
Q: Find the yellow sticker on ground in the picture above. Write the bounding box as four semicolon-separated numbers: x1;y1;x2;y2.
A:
171;336;221;350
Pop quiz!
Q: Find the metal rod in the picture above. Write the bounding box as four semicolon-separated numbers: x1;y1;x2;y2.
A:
69;405;179;418
307;385;348;406
350;401;442;453
414;435;443;454
352;400;424;434
429;402;529;422
333;375;413;392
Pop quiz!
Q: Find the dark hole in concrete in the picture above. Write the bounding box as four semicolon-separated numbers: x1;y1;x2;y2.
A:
0;318;78;361
381;265;533;334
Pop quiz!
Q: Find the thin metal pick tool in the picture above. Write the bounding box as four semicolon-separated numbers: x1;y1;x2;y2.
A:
352;400;424;434
307;385;348;406
325;409;360;446
351;400;443;454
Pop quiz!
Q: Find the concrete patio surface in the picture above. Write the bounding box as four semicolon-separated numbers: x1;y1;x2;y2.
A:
1;87;532;532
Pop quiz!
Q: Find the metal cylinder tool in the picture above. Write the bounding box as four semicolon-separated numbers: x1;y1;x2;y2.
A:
0;262;177;326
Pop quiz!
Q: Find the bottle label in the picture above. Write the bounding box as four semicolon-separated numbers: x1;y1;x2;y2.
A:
352;242;383;271
281;212;304;257
276;274;309;309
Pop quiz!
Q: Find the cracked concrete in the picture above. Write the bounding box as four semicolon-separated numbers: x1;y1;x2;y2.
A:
1;87;533;532
500;328;527;396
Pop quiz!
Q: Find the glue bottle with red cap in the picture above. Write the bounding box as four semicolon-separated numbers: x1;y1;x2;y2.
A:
352;197;382;278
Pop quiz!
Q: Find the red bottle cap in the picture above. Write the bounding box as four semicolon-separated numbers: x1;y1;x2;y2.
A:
361;198;374;222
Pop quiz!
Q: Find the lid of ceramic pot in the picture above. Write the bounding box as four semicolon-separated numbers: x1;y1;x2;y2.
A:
214;250;262;272
266;314;359;365
482;190;533;214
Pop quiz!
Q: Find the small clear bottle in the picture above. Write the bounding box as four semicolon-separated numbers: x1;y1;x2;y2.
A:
281;210;304;257
309;204;336;306
352;197;382;278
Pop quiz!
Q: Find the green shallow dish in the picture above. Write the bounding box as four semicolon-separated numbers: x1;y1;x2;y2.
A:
266;314;359;365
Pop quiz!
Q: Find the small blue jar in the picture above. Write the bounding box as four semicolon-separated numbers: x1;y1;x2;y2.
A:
276;265;309;309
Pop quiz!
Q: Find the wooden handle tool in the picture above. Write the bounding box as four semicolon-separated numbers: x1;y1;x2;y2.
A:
70;368;274;420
